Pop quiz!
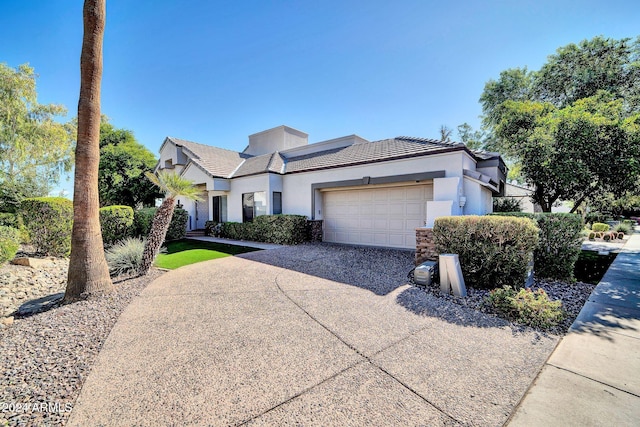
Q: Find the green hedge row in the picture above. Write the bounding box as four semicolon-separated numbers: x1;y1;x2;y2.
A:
490;212;583;281
219;215;308;245
99;205;134;247
433;216;539;289
133;207;188;241
20;197;73;256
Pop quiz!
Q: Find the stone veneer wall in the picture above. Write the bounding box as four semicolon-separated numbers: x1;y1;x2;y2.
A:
415;227;438;265
307;220;323;242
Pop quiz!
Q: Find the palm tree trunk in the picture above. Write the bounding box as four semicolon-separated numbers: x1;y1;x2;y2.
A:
138;197;176;275
65;0;114;302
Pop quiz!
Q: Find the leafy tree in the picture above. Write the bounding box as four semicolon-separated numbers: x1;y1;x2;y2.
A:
65;0;114;301
0;63;75;210
98;119;161;207
138;171;201;275
494;93;640;212
480;36;640;211
457;122;486;150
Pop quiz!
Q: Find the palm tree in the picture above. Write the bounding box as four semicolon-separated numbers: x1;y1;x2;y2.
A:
65;0;114;301
138;171;201;275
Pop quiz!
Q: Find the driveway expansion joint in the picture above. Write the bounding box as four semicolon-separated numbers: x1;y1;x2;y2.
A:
273;274;462;425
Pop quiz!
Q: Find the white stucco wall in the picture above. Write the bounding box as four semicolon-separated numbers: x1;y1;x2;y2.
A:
281;151;473;220
227;174;271;222
180;163;214;190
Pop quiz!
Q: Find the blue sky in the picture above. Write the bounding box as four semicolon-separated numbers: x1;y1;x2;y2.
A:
1;0;639;194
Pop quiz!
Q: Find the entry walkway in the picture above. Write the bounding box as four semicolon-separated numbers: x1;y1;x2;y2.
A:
509;231;640;426
189;235;284;250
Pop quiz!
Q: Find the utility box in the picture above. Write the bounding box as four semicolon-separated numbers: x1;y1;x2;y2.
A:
414;260;438;286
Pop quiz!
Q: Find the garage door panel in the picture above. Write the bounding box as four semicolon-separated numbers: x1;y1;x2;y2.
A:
323;184;432;249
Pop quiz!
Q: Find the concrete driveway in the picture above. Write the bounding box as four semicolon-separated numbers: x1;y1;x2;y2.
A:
68;244;557;426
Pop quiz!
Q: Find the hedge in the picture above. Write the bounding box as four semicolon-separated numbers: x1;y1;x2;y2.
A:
166;208;188;240
490;212;583;281
133;207;188;241
0;226;20;265
433;215;539;289
221;215;308;245
20;197;73;256
99;205;134;246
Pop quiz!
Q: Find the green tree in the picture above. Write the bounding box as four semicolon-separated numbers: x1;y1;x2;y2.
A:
98;119;161;207
495;93;640;212
0;63;75;211
138;171;201;275
65;0;114;301
456;122;486;150
439;125;453;142
480;36;640;211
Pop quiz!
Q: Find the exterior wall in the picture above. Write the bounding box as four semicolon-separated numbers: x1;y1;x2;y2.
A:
228;174;271;222
415;228;437;265
504;183;539;213
282;151;470;220
244;126;308;156
180;163;214;190
268;173;284;215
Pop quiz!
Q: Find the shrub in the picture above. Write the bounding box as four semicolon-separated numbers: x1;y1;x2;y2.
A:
204;220;223;237
105;237;145;277
622;219;636;228
591;222;610;232
613;223;631;235
20;197;73;256
0;226;20;265
166;208;188;240
491;212;583;281
0;213;29;243
492;197;523;213
99;205;134;247
486;286;565;329
588;231;596;240
219;215;309;245
433;216;539;289
133;207;156;237
585;212;609;225
134;207;188;241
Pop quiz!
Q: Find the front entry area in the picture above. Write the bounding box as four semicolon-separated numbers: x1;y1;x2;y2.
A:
322;183;433;249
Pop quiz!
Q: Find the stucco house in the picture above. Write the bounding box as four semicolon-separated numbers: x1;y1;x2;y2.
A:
157;125;506;249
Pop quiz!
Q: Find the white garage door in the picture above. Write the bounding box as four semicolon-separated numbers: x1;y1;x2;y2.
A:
322;184;433;249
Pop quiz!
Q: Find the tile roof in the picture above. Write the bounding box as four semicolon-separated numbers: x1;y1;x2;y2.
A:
283;137;473;173
167;137;247;178
167;135;500;178
231;152;285;177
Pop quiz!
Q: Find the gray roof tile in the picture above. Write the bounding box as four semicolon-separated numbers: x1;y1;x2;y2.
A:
168;137;247;178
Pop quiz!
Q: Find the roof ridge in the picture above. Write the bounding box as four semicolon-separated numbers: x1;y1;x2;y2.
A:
168;136;243;155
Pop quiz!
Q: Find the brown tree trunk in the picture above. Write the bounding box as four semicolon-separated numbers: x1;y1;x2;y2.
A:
138;197;176;275
65;0;114;302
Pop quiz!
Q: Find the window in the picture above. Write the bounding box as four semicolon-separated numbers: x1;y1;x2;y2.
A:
212;195;227;222
273;192;282;215
242;192;267;222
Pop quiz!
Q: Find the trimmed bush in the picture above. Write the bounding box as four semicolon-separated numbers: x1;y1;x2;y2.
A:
100;205;134;246
591;222;610;232
105;237;145;277
493;197;523;213
486;286;565;329
433;215;539;289
204;220;223;237
491;212;583;281
166;208;188;240
0;212;29;243
134;207;188;241
133;207;156;237
220;215;309;245
0;226;20;265
20;197;73;256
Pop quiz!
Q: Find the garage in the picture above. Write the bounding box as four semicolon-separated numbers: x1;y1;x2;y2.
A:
322;183;433;249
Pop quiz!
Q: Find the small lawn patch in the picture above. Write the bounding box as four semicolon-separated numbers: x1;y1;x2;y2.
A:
154;239;260;269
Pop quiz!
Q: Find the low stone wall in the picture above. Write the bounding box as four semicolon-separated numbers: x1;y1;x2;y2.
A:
307;220;323;242
415;227;437;265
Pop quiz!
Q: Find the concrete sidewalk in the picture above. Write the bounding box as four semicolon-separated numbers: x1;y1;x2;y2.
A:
67;245;557;426
188;235;284;250
509;232;640;426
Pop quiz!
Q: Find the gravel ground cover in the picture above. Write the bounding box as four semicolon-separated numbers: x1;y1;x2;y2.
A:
0;270;163;427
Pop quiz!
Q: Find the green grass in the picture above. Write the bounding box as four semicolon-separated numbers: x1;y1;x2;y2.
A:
154;239;260;269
